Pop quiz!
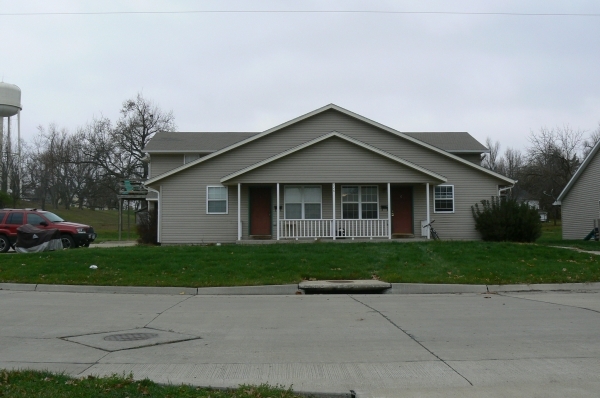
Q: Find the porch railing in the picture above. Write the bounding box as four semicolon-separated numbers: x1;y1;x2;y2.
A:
279;219;389;239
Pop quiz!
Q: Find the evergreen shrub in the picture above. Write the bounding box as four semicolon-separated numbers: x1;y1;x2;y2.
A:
471;196;542;242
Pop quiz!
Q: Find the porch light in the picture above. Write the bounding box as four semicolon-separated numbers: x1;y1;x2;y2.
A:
274;205;282;210
381;205;388;210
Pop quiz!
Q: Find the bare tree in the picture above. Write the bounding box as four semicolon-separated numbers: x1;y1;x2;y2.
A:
583;122;600;158
482;137;501;171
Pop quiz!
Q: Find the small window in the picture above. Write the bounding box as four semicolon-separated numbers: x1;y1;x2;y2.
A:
284;186;322;219
207;186;228;214
342;186;379;219
434;185;454;213
0;212;6;223
184;154;201;164
27;214;46;226
7;212;24;225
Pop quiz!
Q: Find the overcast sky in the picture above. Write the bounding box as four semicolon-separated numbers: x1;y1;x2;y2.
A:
1;0;599;154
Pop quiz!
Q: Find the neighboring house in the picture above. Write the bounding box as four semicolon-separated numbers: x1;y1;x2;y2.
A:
554;139;600;239
143;104;515;244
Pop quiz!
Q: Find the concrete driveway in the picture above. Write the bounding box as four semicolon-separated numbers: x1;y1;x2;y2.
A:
1;290;599;397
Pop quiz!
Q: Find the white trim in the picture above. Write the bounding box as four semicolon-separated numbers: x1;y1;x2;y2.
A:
237;183;241;240
426;183;430;239
556;139;600;202
387;183;391;239
341;185;379;220
332;183;336;241
433;184;455;214
206;185;229;214
276;183;280;240
158;186;162;243
145;104;513;186
145;149;215;154
221;132;446;183
283;185;323;220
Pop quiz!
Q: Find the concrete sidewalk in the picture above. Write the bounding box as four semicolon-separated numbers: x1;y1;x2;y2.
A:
1;289;599;397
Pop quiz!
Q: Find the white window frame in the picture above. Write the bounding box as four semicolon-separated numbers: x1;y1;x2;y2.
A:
341;185;379;219
206;185;228;215
434;185;455;213
284;185;322;220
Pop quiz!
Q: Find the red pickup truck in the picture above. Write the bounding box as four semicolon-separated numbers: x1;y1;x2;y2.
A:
0;209;97;252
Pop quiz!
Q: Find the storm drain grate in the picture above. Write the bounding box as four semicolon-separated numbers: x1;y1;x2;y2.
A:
103;332;159;342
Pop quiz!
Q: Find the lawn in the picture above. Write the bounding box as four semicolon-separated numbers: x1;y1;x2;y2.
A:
0;370;300;398
1;239;598;287
537;221;600;250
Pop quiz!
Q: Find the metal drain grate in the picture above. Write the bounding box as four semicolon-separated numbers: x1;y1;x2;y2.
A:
103;332;159;342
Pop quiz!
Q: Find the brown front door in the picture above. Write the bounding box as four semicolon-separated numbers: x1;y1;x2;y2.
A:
391;186;413;234
249;186;272;235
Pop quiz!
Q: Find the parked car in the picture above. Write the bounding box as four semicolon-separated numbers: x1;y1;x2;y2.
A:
0;209;96;252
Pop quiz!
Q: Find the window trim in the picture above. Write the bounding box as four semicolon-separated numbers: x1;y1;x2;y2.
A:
341;185;380;219
434;184;455;214
206;185;228;215
284;185;323;220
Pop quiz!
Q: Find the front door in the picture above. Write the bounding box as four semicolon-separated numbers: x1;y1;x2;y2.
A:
249;186;272;236
391;186;413;235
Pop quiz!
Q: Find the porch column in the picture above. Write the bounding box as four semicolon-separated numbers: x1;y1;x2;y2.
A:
237;183;241;241
276;183;280;240
387;183;391;239
332;183;336;240
426;183;431;239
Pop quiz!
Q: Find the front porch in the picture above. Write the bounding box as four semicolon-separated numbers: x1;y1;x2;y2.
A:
233;183;437;241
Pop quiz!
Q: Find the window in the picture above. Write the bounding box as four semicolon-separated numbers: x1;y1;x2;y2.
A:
184;154;201;164
207;186;228;214
434;185;454;213
342;186;379;219
27;214;46;226
284;186;322;219
0;212;5;223
6;212;24;225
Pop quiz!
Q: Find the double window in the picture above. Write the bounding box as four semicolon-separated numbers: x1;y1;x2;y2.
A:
207;186;228;214
434;185;454;213
284;186;322;219
341;186;378;219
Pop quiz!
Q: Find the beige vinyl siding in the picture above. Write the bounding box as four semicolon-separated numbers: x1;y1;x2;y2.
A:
150;154;184;178
455;153;483;164
151;110;507;242
561;152;600;239
226;137;442;184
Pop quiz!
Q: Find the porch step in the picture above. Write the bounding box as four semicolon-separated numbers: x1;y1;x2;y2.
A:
392;233;415;239
249;235;272;240
299;280;391;294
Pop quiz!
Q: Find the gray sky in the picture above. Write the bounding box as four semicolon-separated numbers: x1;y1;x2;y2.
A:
1;0;599;154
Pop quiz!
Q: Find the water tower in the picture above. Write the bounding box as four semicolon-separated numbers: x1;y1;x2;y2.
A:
0;82;22;195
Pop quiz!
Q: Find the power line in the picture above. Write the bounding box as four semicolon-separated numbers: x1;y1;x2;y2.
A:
1;10;600;17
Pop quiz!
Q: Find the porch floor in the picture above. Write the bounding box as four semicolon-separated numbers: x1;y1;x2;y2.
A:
237;237;428;245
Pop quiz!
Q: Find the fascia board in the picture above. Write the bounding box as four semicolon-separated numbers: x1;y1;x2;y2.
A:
144;150;215;154
220;131;447;183
556;139;600;202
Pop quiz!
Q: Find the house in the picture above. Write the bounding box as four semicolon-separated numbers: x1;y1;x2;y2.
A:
554;139;600;239
143;104;515;244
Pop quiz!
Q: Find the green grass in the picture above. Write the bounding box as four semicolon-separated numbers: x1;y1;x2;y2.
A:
1;240;598;286
0;370;301;398
537;222;600;251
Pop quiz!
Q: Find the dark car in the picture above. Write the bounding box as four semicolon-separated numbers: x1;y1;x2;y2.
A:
0;209;96;252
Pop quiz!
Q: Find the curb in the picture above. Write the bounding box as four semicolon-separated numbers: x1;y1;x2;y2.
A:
2;282;600;295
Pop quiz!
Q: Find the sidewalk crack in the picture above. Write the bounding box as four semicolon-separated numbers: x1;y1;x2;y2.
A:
349;295;473;386
144;295;193;328
498;293;600;315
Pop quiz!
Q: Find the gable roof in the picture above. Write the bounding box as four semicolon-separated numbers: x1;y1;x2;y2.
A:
555;139;600;204
145;104;515;185
221;132;447;183
144;132;257;153
403;132;489;153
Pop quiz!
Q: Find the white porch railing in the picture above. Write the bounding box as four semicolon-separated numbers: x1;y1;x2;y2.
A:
279;219;389;239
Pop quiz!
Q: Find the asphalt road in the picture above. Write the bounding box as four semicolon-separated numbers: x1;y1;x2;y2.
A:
1;290;599;397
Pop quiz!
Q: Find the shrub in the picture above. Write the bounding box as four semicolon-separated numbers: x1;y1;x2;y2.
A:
471;196;542;242
136;208;158;245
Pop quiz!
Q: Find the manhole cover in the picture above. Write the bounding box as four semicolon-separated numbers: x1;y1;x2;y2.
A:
327;280;353;283
103;332;159;342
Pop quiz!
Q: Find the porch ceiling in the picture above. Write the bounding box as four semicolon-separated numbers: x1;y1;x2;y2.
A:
221;132;447;184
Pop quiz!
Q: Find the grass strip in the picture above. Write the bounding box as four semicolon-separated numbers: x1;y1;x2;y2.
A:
1;241;598;286
0;370;301;398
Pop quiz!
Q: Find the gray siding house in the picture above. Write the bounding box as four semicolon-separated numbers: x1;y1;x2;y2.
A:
555;140;600;240
144;104;514;244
